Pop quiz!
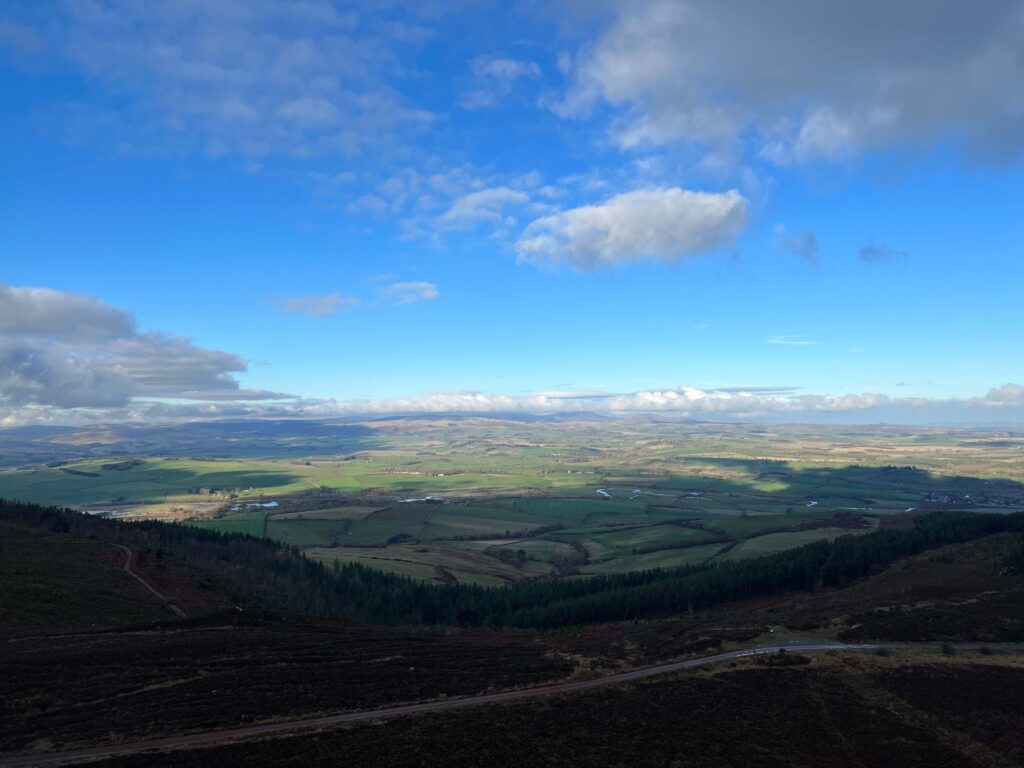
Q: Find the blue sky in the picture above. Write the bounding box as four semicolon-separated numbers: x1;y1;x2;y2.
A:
1;1;1022;425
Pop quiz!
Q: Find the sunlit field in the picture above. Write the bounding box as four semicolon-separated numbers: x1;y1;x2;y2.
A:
3;419;1022;585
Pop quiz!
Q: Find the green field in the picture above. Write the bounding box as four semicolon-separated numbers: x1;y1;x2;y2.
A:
720;528;861;559
3;419;1023;586
193;510;267;537
0;458;314;506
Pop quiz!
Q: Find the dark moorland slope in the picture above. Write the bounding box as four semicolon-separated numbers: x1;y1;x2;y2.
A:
2;501;1023;767
86;655;1024;768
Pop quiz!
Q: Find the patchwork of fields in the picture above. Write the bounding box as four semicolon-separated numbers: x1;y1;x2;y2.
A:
2;419;1022;584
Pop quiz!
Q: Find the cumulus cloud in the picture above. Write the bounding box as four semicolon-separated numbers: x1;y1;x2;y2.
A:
0;283;285;410
378;281;438;305
516;187;746;269
859;243;907;263
557;1;1024;165
0;284;135;341
0;346;135;408
461;54;541;110
279;293;360;317
978;383;1024;406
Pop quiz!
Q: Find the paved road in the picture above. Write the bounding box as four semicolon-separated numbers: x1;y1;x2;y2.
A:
112;544;186;619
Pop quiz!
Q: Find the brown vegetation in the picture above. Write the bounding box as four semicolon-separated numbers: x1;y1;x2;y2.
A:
84;654;1024;768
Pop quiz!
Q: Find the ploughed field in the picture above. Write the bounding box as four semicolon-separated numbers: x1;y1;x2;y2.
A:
2;419;1023;585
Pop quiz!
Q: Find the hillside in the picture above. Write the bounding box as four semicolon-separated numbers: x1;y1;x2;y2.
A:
0;521;235;639
4;501;1023;631
82;652;1024;768
1;503;1023;766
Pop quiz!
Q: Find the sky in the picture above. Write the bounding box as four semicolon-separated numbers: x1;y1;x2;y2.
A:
0;0;1023;426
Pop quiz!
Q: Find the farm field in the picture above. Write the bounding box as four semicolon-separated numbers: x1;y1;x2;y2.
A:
2;418;1023;584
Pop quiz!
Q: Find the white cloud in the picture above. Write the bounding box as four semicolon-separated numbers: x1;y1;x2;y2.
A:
471;56;541;83
279;293;360;317
460;54;541;110
102;333;281;401
345;194;391;217
294;383;1024;424
0;283;285;409
768;336;820;347
792;108;857;163
378;281;439;305
537;185;566;200
6;1;438;158
0;284;136;341
332;164;564;245
978;383;1024;406
436;186;531;230
557;1;1024;165
278;97;342;128
5;378;1024;427
0;346;135;408
515;187;746;269
338;165;552;242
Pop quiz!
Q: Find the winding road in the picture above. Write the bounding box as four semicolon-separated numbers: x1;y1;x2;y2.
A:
4;639;1015;767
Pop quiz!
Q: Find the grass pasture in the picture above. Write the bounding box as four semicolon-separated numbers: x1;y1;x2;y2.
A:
3;419;1023;586
491;538;580;563
0;458;312;507
307;542;554;586
721;528;864;559
267;507;383;521
193;511;267;538
588;523;721;553
579;543;728;575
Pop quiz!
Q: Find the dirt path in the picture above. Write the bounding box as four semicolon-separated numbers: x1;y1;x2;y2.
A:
5;640;1019;767
112;544;186;619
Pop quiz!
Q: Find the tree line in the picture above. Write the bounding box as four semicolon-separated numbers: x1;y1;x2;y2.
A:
3;499;1021;629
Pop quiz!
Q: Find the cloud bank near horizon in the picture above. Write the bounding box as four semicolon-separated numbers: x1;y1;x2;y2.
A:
4;382;1024;429
2;282;1022;428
